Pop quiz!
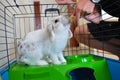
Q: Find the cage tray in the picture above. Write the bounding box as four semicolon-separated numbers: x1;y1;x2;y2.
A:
9;54;111;80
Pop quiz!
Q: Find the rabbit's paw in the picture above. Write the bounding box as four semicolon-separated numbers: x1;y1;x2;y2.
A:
52;60;61;65
60;59;66;64
20;58;36;65
37;60;48;65
58;53;67;64
50;55;61;65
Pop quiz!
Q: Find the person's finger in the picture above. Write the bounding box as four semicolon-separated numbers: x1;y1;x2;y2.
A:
76;8;81;22
83;7;93;15
73;6;76;16
81;11;87;17
85;13;100;24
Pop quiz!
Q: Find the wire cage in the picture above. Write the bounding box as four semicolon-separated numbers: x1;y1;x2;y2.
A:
0;0;120;80
0;1;76;79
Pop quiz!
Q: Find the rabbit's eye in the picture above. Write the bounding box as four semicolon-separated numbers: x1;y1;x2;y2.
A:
55;19;59;23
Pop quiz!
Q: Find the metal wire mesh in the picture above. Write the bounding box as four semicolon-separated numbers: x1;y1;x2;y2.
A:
0;0;120;76
0;2;76;74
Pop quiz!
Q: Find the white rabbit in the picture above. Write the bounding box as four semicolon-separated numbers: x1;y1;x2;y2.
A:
17;15;73;65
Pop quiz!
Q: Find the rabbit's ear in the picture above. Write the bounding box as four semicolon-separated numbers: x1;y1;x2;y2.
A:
68;29;73;39
47;22;55;41
47;22;54;31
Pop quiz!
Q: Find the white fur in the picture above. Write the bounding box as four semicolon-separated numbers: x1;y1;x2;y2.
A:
17;15;73;65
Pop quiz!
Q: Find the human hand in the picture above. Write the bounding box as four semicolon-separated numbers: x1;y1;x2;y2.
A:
85;8;101;24
55;0;75;4
74;0;101;24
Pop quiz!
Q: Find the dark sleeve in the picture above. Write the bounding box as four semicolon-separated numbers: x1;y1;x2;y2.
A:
99;0;120;17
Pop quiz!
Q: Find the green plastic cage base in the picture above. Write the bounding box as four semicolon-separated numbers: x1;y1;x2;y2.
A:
9;54;112;80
